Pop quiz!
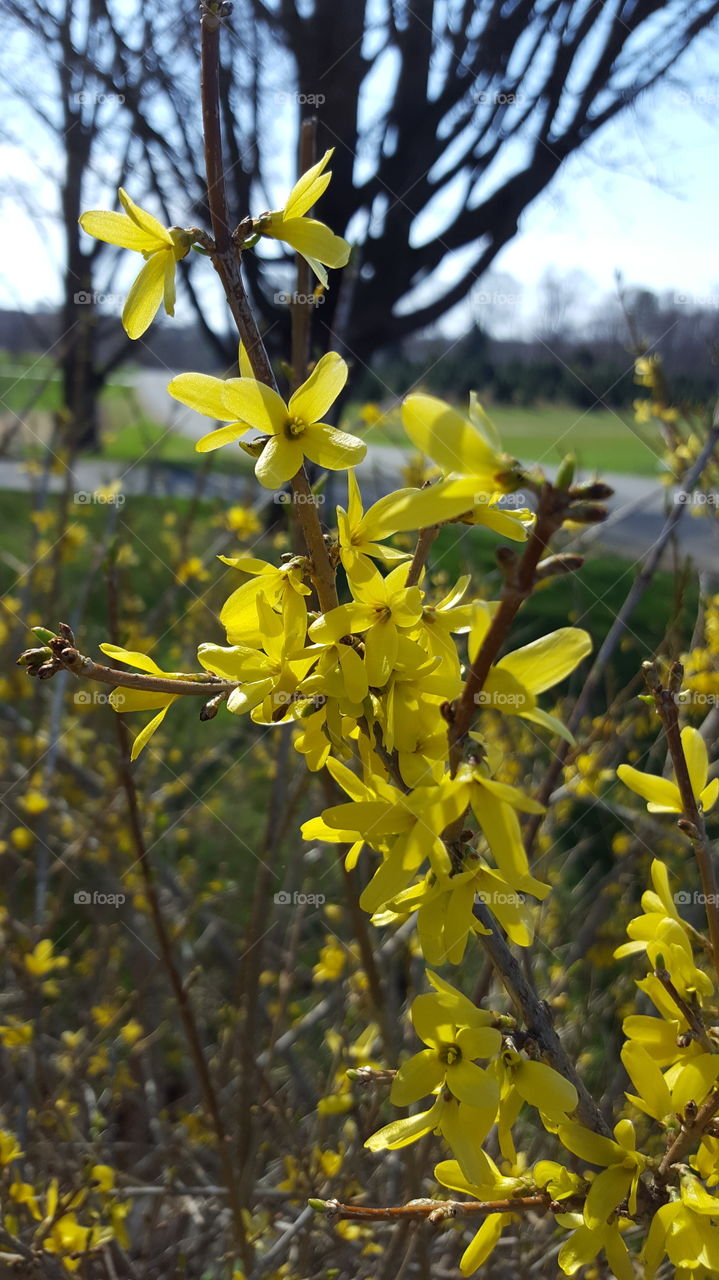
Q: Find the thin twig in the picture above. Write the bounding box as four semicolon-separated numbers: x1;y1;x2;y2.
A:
112;713;253;1272
53;645;236;697
447;482;568;774
654;968;714;1053
198;6;338;613
655;1087;719;1182
316;1193;555;1222
473;900;611;1136
405;524;439;588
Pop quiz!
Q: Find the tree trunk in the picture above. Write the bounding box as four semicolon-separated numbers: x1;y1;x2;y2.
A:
59;104;100;453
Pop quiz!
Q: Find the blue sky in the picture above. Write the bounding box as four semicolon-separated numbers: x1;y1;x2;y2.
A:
489;70;719;331
0;41;716;338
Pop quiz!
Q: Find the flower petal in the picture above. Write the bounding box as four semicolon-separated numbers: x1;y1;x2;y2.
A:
390;1049;444;1106
401;394;503;481
701;777;719;813
681;725;709;799
616;765;682;813
265;215;350;269
558;1121;622;1167
195;424;249;452
163;253;176;317
168;373;235;421
255;436;304;489
514;1060;578;1119
456;1025;503;1061
302;424;366;471
364;1102;440;1151
118;188;173;244
122;252;167;339
289;351;348;424
584;1165;633;1230
226;678;275;715
498;628;592;694
621;1042;672;1121
78;210;160;253
460;1214;508;1276
283;149;333;219
447;1059;497;1108
99;643;165;675
109;688;173;714
129;700;177;761
223;379;288;435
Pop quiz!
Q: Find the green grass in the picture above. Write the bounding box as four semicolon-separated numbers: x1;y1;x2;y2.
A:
97;417;252;473
0;352;62;413
354;402;668;477
0;492;698;874
2;351;666;477
95;384;252;473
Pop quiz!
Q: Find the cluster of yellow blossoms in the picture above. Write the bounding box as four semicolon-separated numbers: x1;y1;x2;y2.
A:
40;150;719;1276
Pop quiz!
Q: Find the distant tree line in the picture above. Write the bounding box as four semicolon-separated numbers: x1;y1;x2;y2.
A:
354;285;719;411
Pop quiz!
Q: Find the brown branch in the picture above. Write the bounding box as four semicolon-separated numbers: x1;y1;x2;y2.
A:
56;647;237;697
112;699;253;1272
447;482;568;774
405;524;439;589
656;1087;719;1182
473;899;611;1136
315;1192;560;1224
198;9;338;614
654;967;714;1054
644;660;719;988
20;626;239;701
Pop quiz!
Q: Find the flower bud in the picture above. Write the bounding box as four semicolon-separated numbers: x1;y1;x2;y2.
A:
555;454;576;489
564;502;607;524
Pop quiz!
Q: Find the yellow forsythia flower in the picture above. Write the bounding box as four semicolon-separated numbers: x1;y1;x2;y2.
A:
254;149;350;287
79;189;192;338
169;352;365;489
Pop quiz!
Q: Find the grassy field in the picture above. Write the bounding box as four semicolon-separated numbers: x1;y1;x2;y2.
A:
99;399;666;480
0;490;695;698
1;352;669;478
357;401;669;477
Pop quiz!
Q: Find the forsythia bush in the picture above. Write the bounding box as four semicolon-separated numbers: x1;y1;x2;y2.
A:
10;7;719;1278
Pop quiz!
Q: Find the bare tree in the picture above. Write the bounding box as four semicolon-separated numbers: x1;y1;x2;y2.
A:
0;0;155;447
2;0;719;416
